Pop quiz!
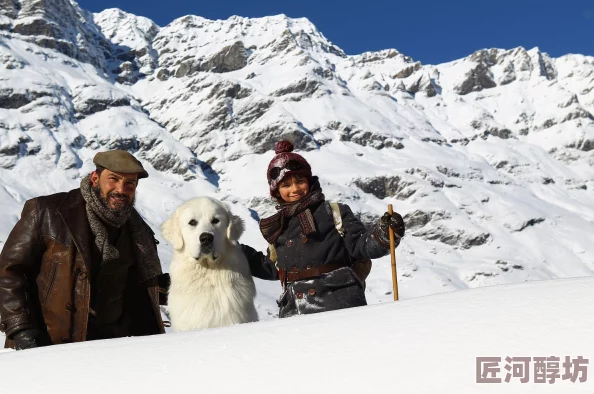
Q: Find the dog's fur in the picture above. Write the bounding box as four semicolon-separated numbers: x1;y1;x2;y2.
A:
161;197;258;331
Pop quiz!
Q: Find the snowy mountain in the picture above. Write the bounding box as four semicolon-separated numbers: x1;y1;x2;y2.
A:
1;0;594;323
2;277;593;393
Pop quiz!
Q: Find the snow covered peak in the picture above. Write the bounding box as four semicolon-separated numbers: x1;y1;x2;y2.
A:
353;49;409;63
94;8;160;81
153;12;344;76
1;0;109;68
94;8;160;47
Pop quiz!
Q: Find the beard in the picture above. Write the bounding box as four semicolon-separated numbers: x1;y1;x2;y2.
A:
92;184;135;217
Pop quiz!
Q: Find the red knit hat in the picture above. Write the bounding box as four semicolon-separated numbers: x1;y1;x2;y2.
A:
267;141;312;196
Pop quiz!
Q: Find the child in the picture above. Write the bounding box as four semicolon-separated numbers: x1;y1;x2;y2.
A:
241;140;405;318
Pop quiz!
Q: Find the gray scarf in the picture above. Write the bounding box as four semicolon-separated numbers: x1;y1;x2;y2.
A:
80;175;162;282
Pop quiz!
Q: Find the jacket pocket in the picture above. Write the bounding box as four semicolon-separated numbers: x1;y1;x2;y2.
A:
321;266;363;290
41;260;59;307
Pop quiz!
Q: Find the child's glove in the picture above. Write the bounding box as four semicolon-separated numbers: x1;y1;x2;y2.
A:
379;212;405;238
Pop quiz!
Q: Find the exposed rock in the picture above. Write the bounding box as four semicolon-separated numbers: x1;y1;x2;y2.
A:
353;49;402;65
246;196;278;219
567;137;594;152
352;176;416;200
115;61;138;84
499;62;516;85
404;167;445;188
482;127;513;139
454;63;497;95
0;88;51;109
354;211;380;231
94;9;160;79
413;225;491;249
469;49;499;66
0;0;20;20
406;74;440;97
174;57;201;78
243;124;317;154
468;271;497;281
13;16;59;37
536;51;557;80
137;141;197;179
495;260;524;272
74;95;131;116
272;78;322;98
508;217;545;232
0;135;39;168
562;108;594;122
338;123;404;150
202;41;248;73
436;165;483;181
9;0;108;68
558;94;579;108
393;62;421;79
156;68;170;81
236;99;273;125
403;209;451;232
0;49;26;69
266;29;295;53
0;142;19;156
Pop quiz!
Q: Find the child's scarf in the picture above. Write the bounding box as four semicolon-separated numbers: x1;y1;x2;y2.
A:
259;177;325;244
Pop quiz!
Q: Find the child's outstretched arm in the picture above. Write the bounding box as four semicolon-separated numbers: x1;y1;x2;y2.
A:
338;204;405;261
240;244;280;281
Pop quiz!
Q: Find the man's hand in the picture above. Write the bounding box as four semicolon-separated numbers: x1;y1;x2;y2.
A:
12;328;45;350
380;211;405;238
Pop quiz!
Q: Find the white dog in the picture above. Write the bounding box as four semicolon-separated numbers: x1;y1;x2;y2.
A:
161;197;258;331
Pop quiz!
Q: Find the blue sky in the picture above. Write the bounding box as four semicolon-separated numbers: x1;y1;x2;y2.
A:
78;0;594;65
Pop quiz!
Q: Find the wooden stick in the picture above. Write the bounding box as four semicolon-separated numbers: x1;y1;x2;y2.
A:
388;204;399;301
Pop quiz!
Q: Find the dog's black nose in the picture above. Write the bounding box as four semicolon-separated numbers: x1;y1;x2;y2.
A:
199;233;214;246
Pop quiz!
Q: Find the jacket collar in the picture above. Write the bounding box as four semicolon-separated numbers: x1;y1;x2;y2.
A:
56;188;92;270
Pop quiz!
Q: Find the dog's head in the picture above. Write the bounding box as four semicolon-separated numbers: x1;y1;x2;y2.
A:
161;197;244;263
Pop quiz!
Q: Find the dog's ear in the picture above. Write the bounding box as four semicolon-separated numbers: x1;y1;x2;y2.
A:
227;213;245;242
161;211;184;250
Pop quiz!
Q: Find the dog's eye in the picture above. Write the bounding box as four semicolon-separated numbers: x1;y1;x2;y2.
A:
188;219;197;226
211;218;220;225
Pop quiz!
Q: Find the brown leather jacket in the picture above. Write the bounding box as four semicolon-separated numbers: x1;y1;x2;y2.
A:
0;189;168;348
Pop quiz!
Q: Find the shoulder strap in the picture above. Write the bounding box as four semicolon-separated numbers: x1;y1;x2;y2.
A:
329;202;344;237
268;243;279;268
268;243;277;263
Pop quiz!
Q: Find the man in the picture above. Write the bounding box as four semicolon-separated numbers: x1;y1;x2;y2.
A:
0;150;169;349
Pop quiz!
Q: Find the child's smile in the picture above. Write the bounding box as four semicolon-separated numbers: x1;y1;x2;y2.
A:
278;175;310;202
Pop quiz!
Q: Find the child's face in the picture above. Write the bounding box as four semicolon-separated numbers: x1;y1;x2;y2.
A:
278;174;309;202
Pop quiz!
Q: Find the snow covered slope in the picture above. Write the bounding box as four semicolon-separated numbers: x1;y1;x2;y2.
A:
1;277;593;393
1;0;594;323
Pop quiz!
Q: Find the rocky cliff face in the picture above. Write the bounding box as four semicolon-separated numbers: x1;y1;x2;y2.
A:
0;0;110;68
1;0;594;307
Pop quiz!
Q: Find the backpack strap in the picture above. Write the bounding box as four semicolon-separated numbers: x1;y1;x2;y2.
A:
329;202;345;237
330;201;371;285
268;243;278;265
269;243;286;290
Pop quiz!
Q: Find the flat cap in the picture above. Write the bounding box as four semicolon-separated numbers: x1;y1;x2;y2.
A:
93;150;148;179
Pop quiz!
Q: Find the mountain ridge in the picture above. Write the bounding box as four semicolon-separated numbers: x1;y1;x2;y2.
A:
0;0;593;318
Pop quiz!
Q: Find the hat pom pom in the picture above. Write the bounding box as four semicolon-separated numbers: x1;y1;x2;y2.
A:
275;140;294;154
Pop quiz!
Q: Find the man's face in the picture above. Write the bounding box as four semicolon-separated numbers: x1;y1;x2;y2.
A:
90;169;138;211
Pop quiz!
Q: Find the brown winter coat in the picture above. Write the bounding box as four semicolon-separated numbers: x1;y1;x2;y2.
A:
0;189;167;348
